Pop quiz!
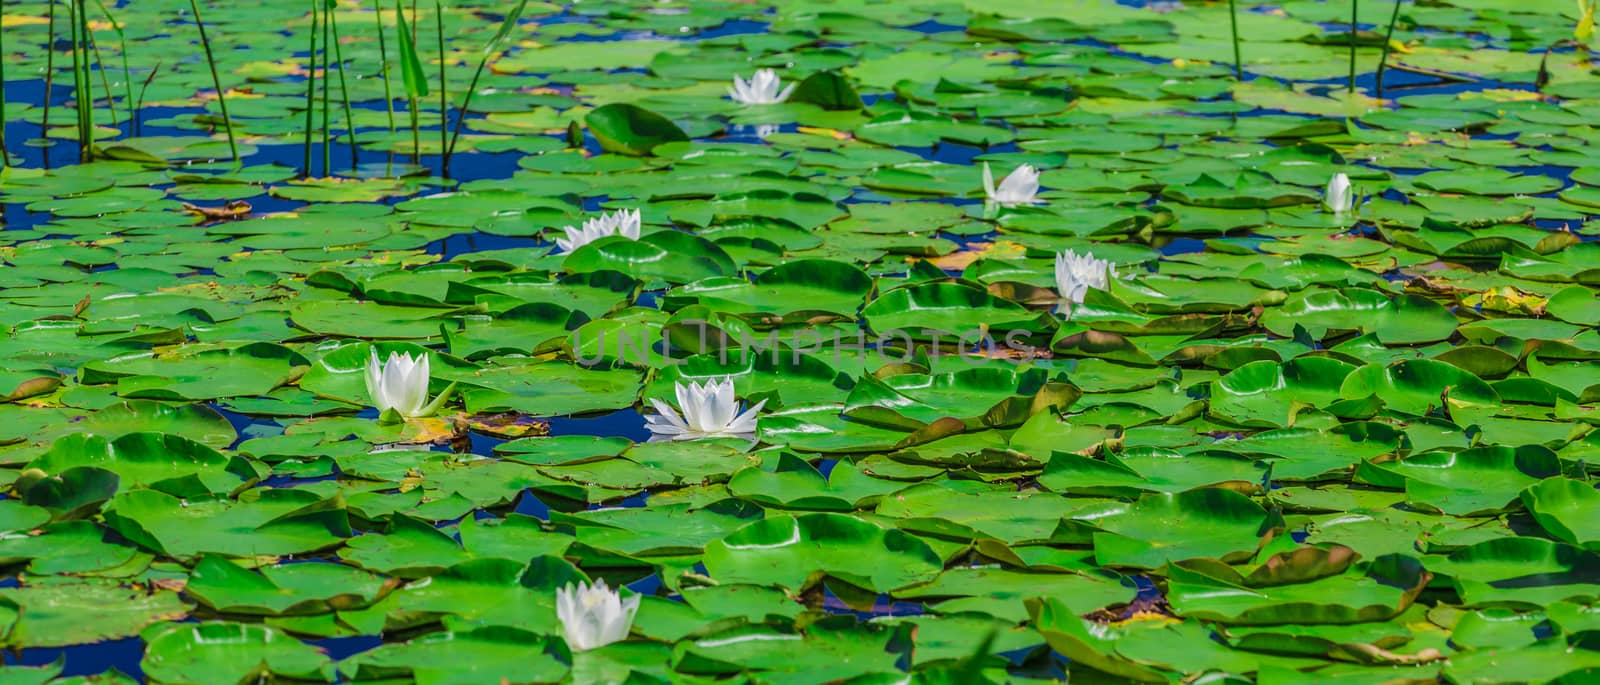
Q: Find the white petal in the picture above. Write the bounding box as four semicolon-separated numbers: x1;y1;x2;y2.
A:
644;398;690;436
673;381;698;421
697;379;729;433
683;381;715;434
379;353;409;411
726;399;767;435
619;209;641;240
989;164;1039;205
1326;172;1353;214
554;580;633;652
365;349;385;411
1001;164;1039;200
401;354;431;416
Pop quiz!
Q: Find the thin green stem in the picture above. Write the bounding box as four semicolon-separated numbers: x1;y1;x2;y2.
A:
392;0;422;165
444;0;527;173
71;0;92;161
434;0;446;176
1227;0;1242;81
409;95;420;165
68;0;78;147
92;0;135;137
68;0;80;155
443;63;485;174
188;0;238;162
43;0;57;158
321;0;332;175
79;0;96;156
373;0;396;134
329;6;360;170
1375;0;1404;97
303;0;318;176
85;21;120;131
1349;0;1359;94
134;60;161;119
0;0;8;166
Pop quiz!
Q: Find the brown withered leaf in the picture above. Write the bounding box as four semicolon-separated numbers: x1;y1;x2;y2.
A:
181;200;252;223
466;412;551;439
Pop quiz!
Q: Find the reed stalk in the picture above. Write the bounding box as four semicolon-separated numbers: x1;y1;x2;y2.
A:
1375;0;1404;97
328;4;360;170
444;0;528;174
188;0;238;162
321;0;332;175
1227;0;1242;81
43;0;57;154
135;61;161;126
0;0;8;166
1349;0;1359;94
372;0;396;134
92;0;135;136
70;0;93;161
393;0;428;164
303;0;318;176
434;0;446;173
86;23;120;131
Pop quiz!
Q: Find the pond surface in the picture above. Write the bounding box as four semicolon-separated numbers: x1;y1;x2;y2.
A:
1;0;1599;682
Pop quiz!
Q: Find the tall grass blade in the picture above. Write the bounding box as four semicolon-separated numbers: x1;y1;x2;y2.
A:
393;0;428;162
394;5;428;99
303;0;318;177
393;4;428;96
372;0;397;134
434;0;446;174
328;3;360;170
85;22;120;131
0;0;8;166
188;0;239;162
1227;0;1242;81
71;0;93;161
321;0;331;175
68;0;83;158
1349;0;1359;94
135;60;162;118
91;0;135;136
443;0;527;173
43;0;57;159
1375;1;1404;97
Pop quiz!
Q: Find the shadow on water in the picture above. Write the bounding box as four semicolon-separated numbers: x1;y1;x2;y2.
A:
820;586;927;619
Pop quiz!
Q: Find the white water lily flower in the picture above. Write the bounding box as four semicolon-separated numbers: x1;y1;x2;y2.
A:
1054;249;1115;308
555;208;642;253
556;579;640;652
1325;172;1353;215
982;162;1040;206
365;350;433;418
644;378;766;441
728;69;795;105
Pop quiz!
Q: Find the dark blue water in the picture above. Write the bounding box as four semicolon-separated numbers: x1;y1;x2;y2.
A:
3;637;146;680
546;409;654;442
